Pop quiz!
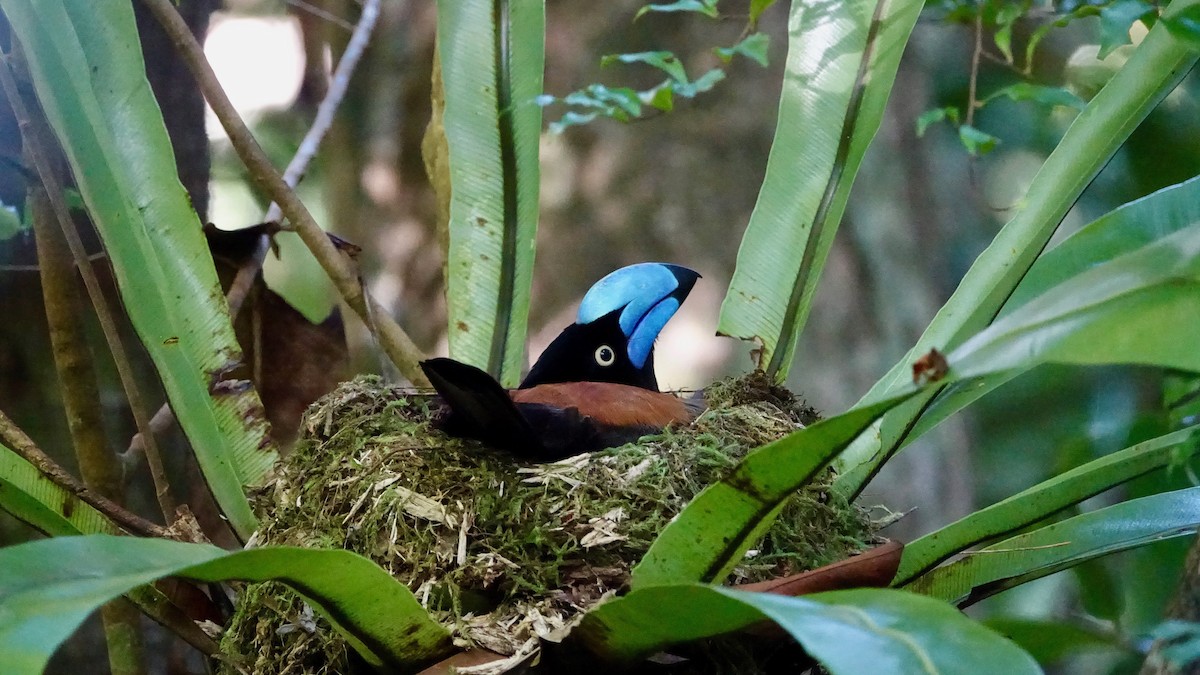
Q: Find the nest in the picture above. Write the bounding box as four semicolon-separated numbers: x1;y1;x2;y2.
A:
219;372;880;673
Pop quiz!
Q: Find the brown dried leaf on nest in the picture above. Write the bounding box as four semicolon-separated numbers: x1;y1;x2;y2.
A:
220;373;881;673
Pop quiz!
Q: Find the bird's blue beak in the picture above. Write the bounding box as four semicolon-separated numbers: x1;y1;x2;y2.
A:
576;262;700;369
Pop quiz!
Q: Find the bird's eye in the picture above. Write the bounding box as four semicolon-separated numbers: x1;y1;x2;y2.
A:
594;345;616;366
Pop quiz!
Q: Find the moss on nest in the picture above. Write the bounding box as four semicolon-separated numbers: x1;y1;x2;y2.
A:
220;373;879;673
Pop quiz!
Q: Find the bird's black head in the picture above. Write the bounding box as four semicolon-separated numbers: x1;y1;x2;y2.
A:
520;262;700;391
521;309;657;389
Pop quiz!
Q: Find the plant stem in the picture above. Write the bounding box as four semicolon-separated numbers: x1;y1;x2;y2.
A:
0;407;170;538
229;0;381;324
0;48;179;524
31;187;148;675
97;599;148;675
966;11;982;128
140;0;431;386
127;0;386;466
265;0;380;226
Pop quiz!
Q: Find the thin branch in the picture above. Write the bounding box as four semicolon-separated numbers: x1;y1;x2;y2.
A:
227;0;381;318
123;404;175;471
127;0;385;462
966;12;983;128
127;586;221;658
286;0;356;32
140;0;431;387
0;414;219;658
0;50;178;524
0;250;108;273
0;406;171;538
267;0;380;225
31;186;148;675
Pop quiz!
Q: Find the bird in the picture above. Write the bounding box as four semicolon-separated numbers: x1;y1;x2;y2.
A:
421;262;702;461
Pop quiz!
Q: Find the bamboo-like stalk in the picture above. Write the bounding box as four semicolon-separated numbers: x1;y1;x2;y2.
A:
139;0;430;386
31;188;147;675
30;192;123;500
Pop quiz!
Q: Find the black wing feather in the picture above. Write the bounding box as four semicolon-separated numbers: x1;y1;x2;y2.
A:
420;358;548;458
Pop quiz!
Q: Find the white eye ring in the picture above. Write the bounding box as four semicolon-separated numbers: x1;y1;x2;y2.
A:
594;345;616;366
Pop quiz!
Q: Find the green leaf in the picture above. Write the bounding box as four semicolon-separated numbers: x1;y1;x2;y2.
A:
1070;557;1124;621
641;82;676;111
632;393;913;588
715;33;770;66
671;68;725;98
1005;174;1200;316
994;3;1025;63
905;486;1200;606
571;586;1039;673
1;0;277;536
985;82;1087;111
902;372;1022;447
916;106;960;136
1152;619;1200;642
958;124;1000;155
946;223;1200;380
548;111;600;133
0;444;117;537
984;617;1129;664
1099;0;1155;59
0;535;452;674
436;0;543;386
602;51;690;84
732;589;1040;674
563;91;603;108
644;233;1200;587
553;84;643;128
1163;1;1200;50
0;202;22;241
635;0;719;20
1165;370;1200;429
1024;22;1058;73
833;8;1200;497
0;446;225;648
717;0;924;380
750;0;778;24
585;84;643;116
907;175;1200;443
894;426;1200;585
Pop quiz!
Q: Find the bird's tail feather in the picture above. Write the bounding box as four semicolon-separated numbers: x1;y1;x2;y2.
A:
419;358;546;457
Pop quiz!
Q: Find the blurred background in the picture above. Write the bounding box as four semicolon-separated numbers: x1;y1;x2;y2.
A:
2;0;1198;672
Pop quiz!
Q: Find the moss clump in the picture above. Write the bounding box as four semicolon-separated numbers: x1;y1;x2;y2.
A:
220;374;879;673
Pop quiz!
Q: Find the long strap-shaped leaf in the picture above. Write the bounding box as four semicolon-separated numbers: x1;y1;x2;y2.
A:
832;0;1200;497
0;0;275;537
435;0;543;386
640;222;1200;587
894;425;1200;585
631;395;912;588
0;445;117;537
943;223;1200;379
1002;174;1200;316
0;535;453;674
906;174;1200;444
568;585;1039;673
839;220;1200;492
716;0;922;380
905;486;1200;607
0;446;222;654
